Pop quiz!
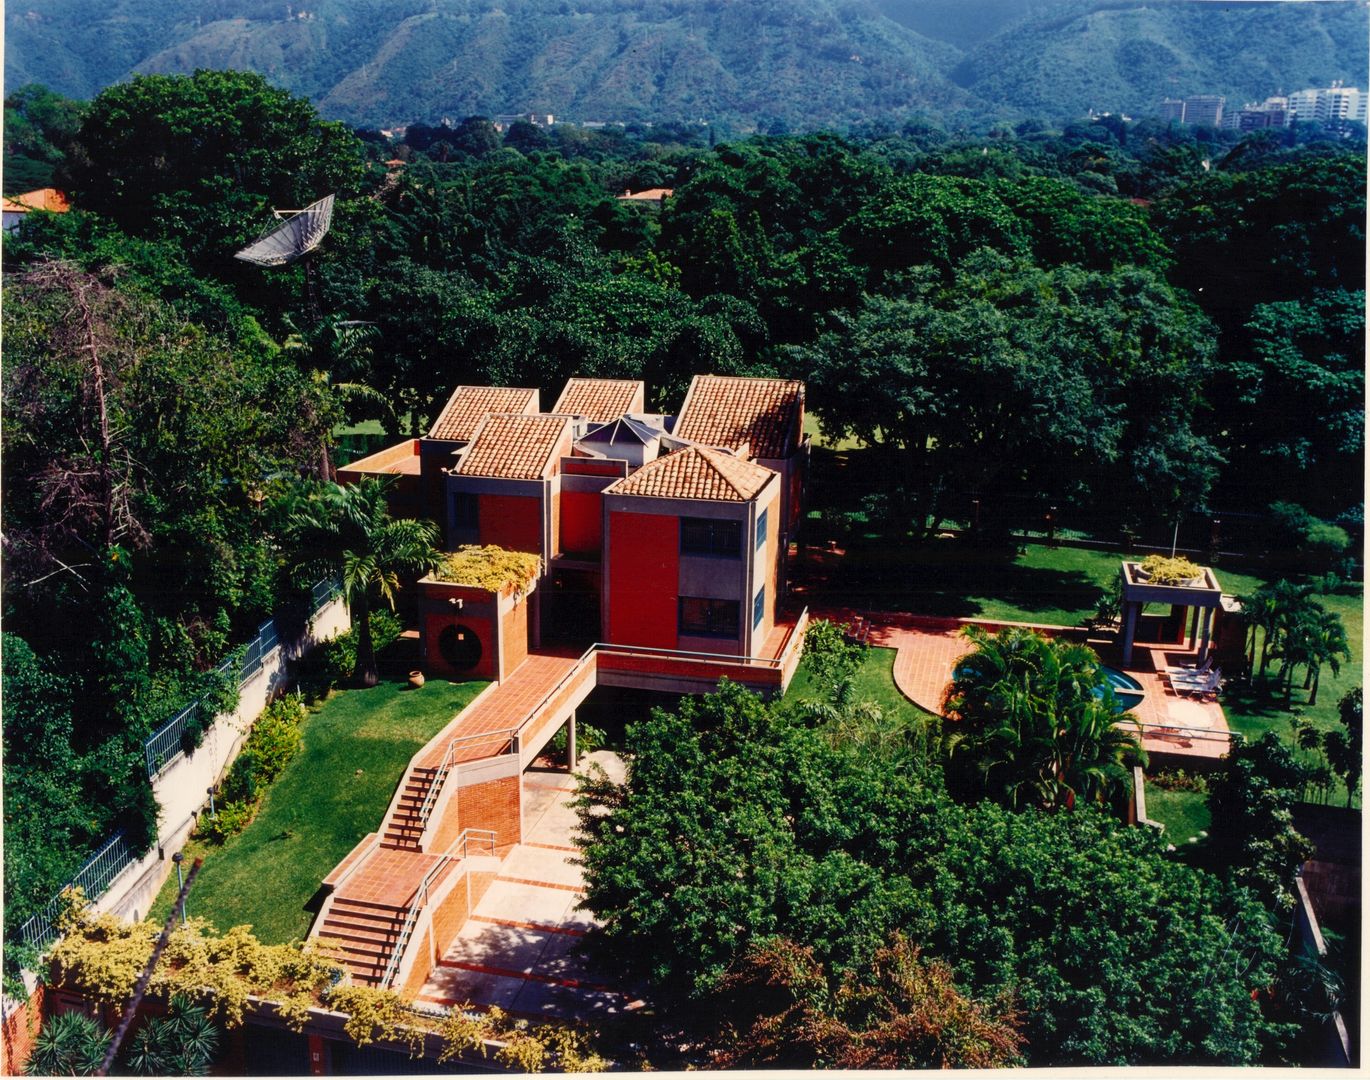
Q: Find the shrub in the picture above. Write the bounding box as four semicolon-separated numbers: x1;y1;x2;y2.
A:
202;694;307;841
26;1010;111;1076
304;610;404;694
1139;554;1202;585
1266;502;1351;573
1147;768;1208;794
198;800;254;845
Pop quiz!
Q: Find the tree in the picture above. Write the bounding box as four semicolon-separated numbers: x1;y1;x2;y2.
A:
123;995;220;1076
1323;688;1362;807
709;935;1024;1069
286;478;441;687
1208;733;1314;911
576;679;1290;1064
1298;608;1350;706
942;627;1144;811
59;70;363;266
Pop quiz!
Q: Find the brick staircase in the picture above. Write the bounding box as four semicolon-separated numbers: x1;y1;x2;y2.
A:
382;766;441;850
316;897;409;987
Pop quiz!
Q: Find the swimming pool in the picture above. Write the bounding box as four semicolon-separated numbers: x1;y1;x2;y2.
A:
1096;665;1145;712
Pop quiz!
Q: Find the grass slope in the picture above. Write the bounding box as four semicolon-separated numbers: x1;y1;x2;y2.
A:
149;676;487;943
1144;787;1211;846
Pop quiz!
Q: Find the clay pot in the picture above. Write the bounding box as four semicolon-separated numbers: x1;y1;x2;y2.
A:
408;670;426;689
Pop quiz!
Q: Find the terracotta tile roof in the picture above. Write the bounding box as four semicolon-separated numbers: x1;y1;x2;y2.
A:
456;414;570;479
673;375;804;460
428;386;538;441
604;445;773;502
552;378;645;422
1;188;70;214
616;188;674;201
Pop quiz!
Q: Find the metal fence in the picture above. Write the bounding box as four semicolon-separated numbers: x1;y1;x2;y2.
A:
15;830;138;951
15;578;345;956
142;579;340;779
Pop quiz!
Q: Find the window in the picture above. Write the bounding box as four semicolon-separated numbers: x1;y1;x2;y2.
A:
753;587;766;629
756;508;768;549
452;493;479;529
680;517;742;558
679;597;740;638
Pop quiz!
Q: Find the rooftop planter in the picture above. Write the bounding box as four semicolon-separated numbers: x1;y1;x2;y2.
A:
1121;557;1221;605
429;546;541;599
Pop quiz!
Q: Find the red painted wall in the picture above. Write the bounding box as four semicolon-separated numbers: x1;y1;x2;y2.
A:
607;511;679;648
424;613;495;681
478;493;542;554
560;491;602;554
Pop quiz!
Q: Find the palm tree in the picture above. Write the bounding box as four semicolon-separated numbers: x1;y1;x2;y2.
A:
1302;607;1351;707
944;627;1144;811
287;477;442;687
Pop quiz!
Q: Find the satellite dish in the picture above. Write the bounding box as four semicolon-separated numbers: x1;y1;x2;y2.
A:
233;194;335;266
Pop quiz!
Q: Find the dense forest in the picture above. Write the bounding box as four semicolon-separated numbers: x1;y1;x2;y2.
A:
5;0;1367;129
1;69;1364;1063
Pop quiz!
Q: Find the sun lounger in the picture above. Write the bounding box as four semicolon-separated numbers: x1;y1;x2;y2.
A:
1164;656;1213;678
1171;668;1221;698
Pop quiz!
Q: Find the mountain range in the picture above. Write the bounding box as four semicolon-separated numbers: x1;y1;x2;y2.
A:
5;0;1367;128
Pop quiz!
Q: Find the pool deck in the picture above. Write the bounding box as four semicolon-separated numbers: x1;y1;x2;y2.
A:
809;606;1231;760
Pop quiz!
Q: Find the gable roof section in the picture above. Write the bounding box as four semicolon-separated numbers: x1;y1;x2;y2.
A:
673;375;804;460
456;414;570;480
552;378;645;422
604;445;773;502
429;385;539;441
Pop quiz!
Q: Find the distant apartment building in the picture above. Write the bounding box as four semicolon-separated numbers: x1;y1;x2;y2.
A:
1156;95;1225;127
1225;96;1290;131
1288;83;1366;126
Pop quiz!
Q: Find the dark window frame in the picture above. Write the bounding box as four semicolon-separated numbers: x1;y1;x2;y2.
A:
678;597;741;639
680;517;742;559
452;492;479;530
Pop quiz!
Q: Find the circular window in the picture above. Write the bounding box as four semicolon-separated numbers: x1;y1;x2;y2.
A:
438;623;482;671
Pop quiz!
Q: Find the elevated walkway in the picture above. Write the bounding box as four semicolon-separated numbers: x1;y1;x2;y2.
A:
310;616;807;992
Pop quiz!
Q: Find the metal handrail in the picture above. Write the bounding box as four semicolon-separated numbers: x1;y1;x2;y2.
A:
379;829;498;988
411;727;521;840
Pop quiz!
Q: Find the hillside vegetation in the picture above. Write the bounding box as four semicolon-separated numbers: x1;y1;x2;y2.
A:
5;0;1366;128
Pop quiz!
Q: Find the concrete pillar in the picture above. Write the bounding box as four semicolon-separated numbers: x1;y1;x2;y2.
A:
566;711;577;770
1190;605;1201;649
1121;601;1140;665
1198;606;1214;662
308;1033;327;1076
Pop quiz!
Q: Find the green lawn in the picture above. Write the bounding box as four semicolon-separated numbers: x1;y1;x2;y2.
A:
784;646;939;727
149;677;488;943
803;412;864;452
1144;788;1211;846
815;537;1266;626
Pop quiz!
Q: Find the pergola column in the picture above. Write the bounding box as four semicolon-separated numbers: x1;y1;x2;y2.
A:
1189;605;1201;649
1198;607;1214;663
566;710;578;770
1121;600;1140;665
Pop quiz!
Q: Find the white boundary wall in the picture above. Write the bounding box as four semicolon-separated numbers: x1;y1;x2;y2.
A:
93;594;351;923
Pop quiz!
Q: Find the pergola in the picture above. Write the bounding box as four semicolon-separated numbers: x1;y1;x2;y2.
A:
1118;561;1224;666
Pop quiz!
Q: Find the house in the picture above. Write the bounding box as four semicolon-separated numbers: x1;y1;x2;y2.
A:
315;375;811;993
2;188;70;232
616;187;674;206
340;374;809;675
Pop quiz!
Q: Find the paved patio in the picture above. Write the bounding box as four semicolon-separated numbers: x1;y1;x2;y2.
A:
418;752;646;1021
